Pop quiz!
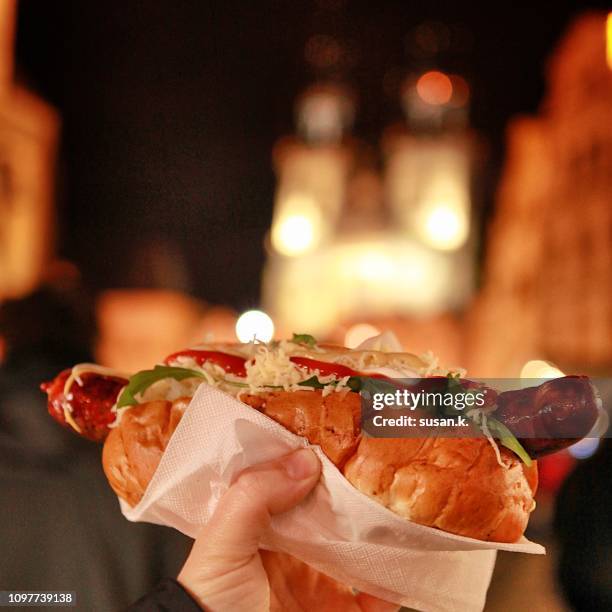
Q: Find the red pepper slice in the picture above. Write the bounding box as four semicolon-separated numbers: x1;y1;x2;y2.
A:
164;350;247;377
289;357;358;379
289;356;395;381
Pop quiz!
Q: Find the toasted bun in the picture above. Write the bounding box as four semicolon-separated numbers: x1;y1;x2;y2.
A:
103;390;538;542
261;550;366;611
343;437;538;542
300;345;428;373
241;391;361;467
102;398;188;506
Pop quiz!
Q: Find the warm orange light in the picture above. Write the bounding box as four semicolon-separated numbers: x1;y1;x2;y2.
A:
416;71;453;105
95;289;204;371
420;202;469;250
449;75;470;107
607;12;612;70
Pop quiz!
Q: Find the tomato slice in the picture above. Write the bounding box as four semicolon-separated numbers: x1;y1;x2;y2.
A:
164;350;247;377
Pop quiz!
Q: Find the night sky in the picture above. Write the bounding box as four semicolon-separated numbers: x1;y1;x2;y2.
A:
15;0;610;310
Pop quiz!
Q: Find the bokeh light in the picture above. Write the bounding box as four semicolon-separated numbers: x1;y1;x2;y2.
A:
416;71;453;105
449;75;470;107
420;202;469;251
344;323;381;348
235;310;275;343
271;193;323;256
272;214;316;256
568;437;600;460
520;359;565;380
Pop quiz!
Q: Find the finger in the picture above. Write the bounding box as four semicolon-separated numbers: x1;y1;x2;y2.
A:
197;448;321;562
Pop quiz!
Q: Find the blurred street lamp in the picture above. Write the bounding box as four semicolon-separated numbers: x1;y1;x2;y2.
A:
270;84;354;258
270;195;322;256
419;199;469;251
236;310;275;343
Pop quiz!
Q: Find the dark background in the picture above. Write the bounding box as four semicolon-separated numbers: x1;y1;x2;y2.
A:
15;0;610;309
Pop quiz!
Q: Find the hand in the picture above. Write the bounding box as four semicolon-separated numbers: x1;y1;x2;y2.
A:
177;448;399;612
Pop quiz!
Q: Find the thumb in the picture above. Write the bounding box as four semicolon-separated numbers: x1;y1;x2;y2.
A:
177;448;321;609
202;447;321;560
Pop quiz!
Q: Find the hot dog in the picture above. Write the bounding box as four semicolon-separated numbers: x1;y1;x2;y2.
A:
495;376;599;457
40;336;600;542
41;368;128;442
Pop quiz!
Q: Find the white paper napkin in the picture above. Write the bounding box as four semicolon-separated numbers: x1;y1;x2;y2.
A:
121;384;545;612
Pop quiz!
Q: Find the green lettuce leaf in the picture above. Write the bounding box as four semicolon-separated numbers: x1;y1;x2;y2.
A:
298;375;326;389
298;374;397;395
486;417;533;467
116;365;205;408
291;333;317;347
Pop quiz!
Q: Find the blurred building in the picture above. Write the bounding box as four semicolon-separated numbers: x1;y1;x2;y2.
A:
0;0;58;302
95;289;206;371
96;289;239;371
468;12;612;377
262;65;477;355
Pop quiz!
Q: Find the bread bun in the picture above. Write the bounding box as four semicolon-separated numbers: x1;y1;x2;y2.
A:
262;550;367;611
102;398;188;506
102;390;537;543
343;437;538;542
242;390;361;467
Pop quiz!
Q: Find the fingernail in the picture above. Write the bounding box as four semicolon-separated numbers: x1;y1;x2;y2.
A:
284;449;320;480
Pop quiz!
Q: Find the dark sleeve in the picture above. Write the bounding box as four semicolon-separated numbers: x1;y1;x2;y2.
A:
126;578;203;611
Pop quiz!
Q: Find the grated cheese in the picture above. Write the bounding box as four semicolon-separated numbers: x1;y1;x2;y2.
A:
120;337;463;419
64;363;130;397
160;338;458;398
63;407;83;434
62;363;129;434
243;343;303;393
